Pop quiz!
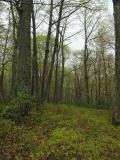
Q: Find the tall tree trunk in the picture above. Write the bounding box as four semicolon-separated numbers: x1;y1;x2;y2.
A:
112;0;120;124
93;60;98;105
45;0;65;102
54;44;60;103
59;34;65;102
17;0;32;115
31;4;39;98
97;53;101;105
74;66;81;104
84;9;89;104
10;1;17;97
41;0;53;101
84;44;89;104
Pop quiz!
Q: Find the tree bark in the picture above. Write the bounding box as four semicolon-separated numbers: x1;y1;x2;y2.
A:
54;43;60;103
31;4;39;98
112;0;120;124
59;33;65;102
17;0;32;115
10;1;17;97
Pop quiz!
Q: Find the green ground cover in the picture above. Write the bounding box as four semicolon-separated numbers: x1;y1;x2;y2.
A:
0;104;120;160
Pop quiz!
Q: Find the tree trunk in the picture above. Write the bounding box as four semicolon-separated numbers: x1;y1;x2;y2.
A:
45;0;65;102
84;9;89;104
17;0;32;115
59;34;65;102
102;50;109;105
112;0;120;124
10;1;17;97
97;53;101;106
41;0;53;101
54;44;60;103
31;4;39;98
93;60;98;105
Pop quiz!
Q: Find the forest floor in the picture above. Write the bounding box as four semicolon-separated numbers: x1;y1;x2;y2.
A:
0;104;120;160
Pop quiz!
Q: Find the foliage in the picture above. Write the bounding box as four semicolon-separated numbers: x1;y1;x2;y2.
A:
0;104;18;120
0;104;120;160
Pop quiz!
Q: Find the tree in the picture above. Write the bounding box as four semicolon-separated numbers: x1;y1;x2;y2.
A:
0;7;11;103
112;0;120;124
45;0;65;103
10;1;18;97
31;2;39;98
41;0;53;102
78;5;100;105
17;0;33;115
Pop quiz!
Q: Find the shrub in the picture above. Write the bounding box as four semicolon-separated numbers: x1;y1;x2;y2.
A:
1;105;17;120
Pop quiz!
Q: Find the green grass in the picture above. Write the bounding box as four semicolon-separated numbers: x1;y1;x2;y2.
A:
0;104;120;160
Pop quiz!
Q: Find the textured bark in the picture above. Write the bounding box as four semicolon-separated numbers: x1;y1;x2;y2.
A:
31;4;39;97
112;0;120;124
17;0;32;114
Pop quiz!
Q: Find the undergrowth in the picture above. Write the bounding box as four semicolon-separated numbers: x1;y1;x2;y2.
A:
0;104;120;160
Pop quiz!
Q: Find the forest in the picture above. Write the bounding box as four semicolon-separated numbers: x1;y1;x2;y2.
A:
0;0;120;159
